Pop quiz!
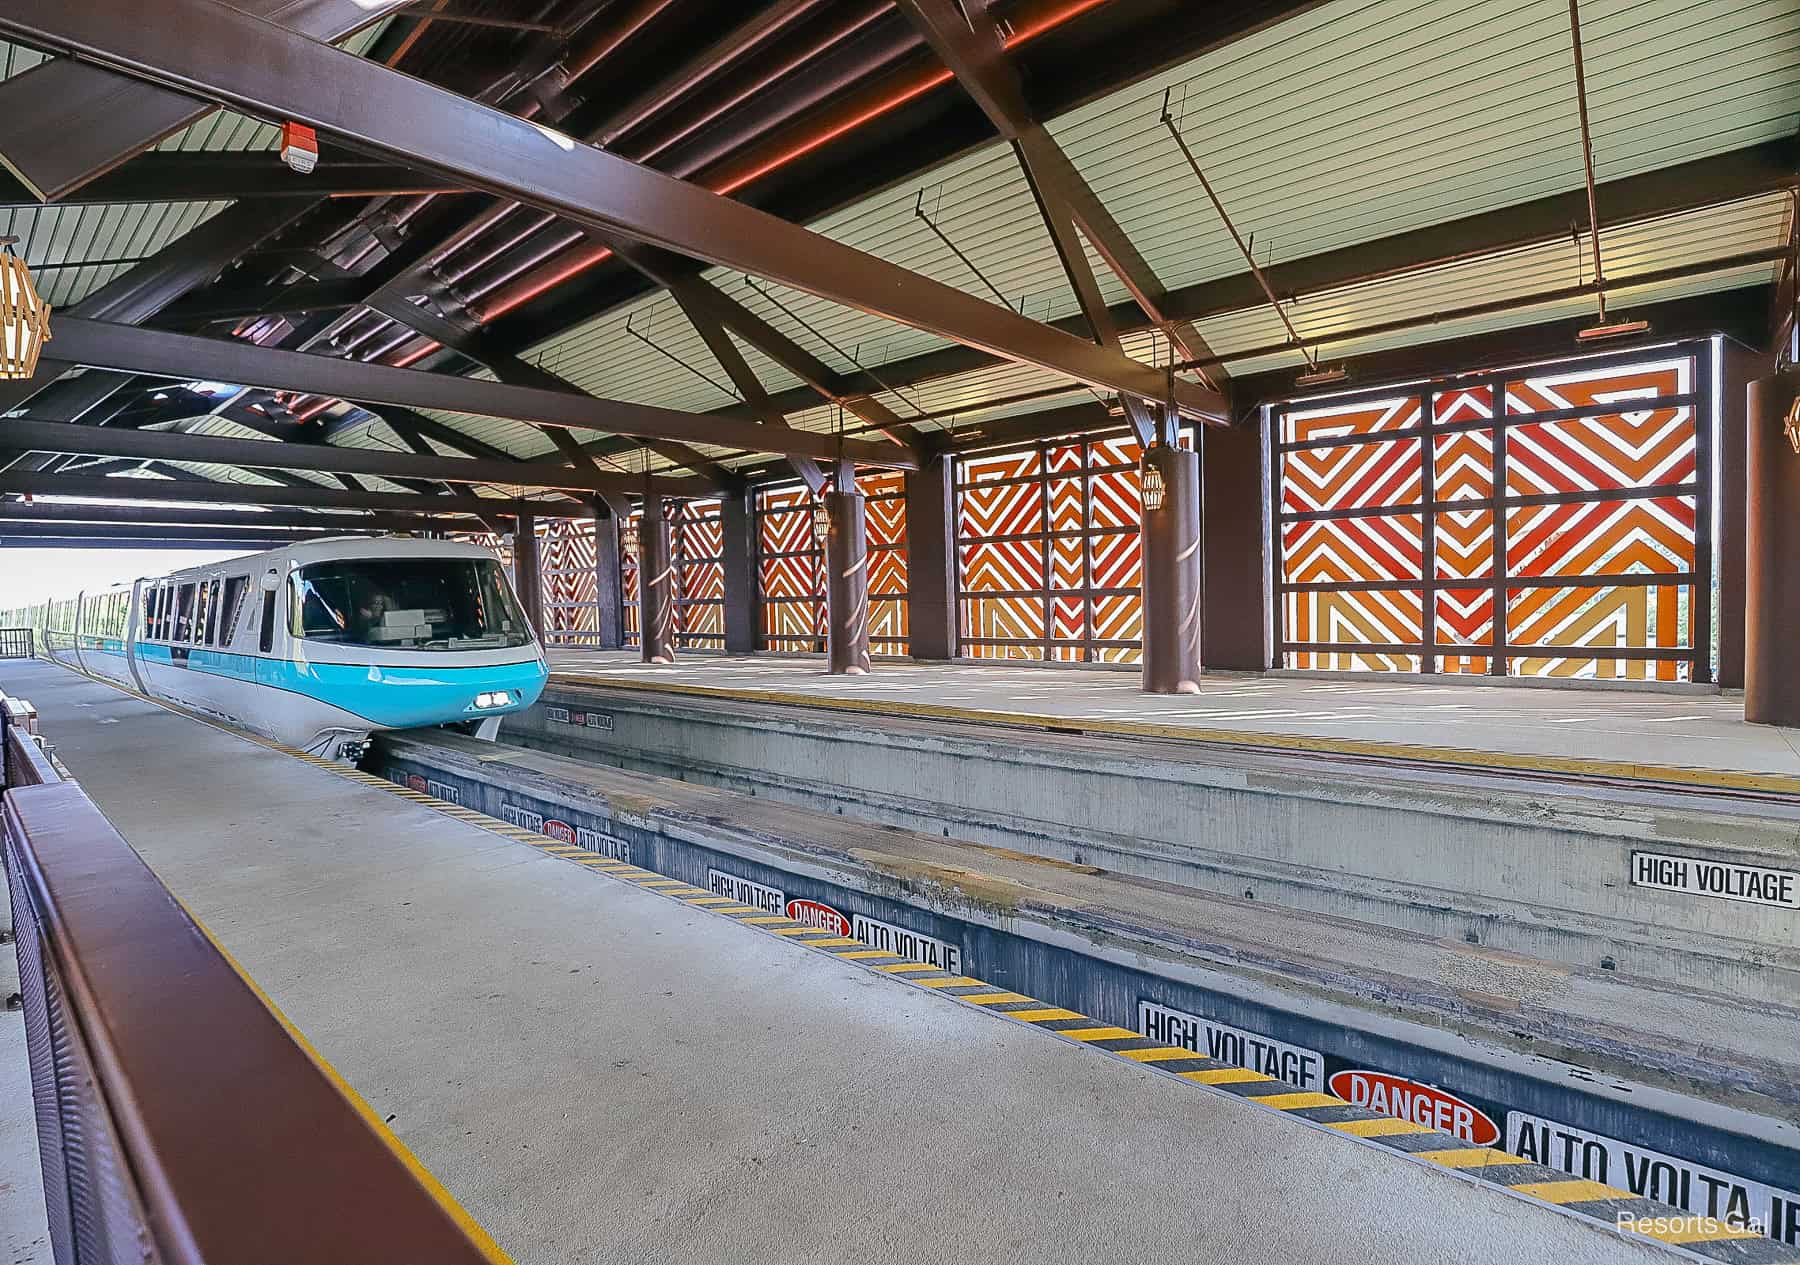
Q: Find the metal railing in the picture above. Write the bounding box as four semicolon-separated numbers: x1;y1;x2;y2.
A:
0;627;33;659
1;716;509;1265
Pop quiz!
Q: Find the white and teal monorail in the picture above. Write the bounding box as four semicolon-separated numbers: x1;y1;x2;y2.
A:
13;536;547;759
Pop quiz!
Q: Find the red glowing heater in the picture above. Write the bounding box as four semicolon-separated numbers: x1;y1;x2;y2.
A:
280;122;318;174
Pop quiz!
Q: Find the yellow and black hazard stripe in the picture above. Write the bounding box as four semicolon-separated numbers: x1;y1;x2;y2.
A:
38;661;1800;1263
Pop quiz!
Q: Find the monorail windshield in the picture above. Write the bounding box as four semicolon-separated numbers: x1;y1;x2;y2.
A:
292;557;531;651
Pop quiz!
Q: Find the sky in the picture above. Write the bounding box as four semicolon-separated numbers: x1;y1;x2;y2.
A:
0;548;256;611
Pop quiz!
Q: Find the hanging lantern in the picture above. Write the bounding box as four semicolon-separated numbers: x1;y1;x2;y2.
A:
811;498;832;546
280;121;319;174
0;237;51;380
620;516;640;558
1140;456;1167;512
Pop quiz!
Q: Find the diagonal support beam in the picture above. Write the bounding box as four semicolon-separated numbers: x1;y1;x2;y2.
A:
0;153;460;210
0;0;1224;421
44;318;920;469
893;0;1228;442
0;0;412;201
0;418;713;496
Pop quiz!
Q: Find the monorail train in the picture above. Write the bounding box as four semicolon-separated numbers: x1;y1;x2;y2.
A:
10;536;547;759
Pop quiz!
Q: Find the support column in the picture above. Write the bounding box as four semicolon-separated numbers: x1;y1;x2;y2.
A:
1745;370;1800;724
824;489;872;675
1200;420;1271;671
593;507;624;651
1140;443;1203;694
513;512;544;639
639;497;677;664
904;455;957;660
1717;342;1770;689
721;488;756;654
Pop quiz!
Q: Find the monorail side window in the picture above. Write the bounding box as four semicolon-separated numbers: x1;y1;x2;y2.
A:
140;587;154;639
259;588;277;654
174;583;196;642
202;578;222;645
221;576;249;646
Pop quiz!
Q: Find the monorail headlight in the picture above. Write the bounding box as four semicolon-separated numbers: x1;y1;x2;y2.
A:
473;691;513;710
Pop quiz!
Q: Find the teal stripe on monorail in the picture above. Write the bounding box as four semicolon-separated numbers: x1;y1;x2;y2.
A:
122;643;547;728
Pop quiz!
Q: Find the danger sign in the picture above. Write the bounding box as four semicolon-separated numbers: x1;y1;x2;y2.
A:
1329;1070;1499;1145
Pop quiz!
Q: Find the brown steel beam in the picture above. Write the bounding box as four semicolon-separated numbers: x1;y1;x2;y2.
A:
894;0;1224;444
0;418;702;496
0;153;459;210
0;471;585;517
0;502;499;532
45;317;919;468
0;522;351;545
358;289;734;482
0;0;1223;420
159;279;371;326
0;0;410;201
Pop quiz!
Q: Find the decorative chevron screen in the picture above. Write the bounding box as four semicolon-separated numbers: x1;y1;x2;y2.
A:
620;499;725;650
1273;346;1712;681
457;522;603;647
955;427;1179;664
755;471;909;655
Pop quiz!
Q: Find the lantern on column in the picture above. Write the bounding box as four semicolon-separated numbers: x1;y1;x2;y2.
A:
1140;453;1167;511
0;237;51;380
811;497;831;545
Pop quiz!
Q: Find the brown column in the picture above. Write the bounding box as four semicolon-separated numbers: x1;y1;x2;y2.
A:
824;489;872;675
593;507;624;651
905;455;957;660
1140;443;1203;694
721;488;756;655
639;497;677;664
1717;343;1771;689
1745;370;1800;725
1200;420;1270;671
513;512;543;639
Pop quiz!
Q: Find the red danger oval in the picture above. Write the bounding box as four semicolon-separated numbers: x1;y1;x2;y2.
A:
543;819;577;845
1328;1070;1499;1145
786;899;852;937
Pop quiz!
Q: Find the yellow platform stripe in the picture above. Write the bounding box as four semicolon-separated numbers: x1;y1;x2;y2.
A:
1181;1067;1273;1085
740;915;793;925
876;962;940;974
1250;1091;1347;1110
1327;1117;1436;1138
1632;1220;1771;1245
636;879;687;889
1117;1047;1202;1063
1413;1148;1526;1169
682;895;739;906
1058;1026;1141;1042
1509;1179;1626;1205
959;991;1034;1005
1004;1008;1084;1022
914;976;988;988
806;937;864;947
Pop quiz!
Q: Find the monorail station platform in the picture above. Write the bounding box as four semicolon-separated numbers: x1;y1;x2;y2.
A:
545;652;1800;792
2;657;1769;1265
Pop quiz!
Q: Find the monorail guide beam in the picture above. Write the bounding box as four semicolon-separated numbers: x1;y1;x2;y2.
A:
0;472;585;518
42;318;917;469
0;0;1225;421
0;418;703;496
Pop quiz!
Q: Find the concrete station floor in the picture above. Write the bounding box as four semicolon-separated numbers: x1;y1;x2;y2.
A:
0;659;1683;1265
549;650;1800;783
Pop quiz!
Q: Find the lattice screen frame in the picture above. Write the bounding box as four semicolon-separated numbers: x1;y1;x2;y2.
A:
753;471;909;656
620;499;726;651
952;425;1190;665
1269;343;1714;682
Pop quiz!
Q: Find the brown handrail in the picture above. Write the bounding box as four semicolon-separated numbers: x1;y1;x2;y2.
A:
2;773;511;1264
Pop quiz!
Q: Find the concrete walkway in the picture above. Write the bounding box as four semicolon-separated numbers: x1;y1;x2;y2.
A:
3;660;1681;1265
550;650;1800;781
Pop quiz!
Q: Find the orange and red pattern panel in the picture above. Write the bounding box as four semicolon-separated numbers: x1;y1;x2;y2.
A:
755;473;909;655
1276;353;1704;680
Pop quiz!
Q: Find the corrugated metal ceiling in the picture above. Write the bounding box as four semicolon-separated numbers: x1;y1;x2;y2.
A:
504;0;1796;468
